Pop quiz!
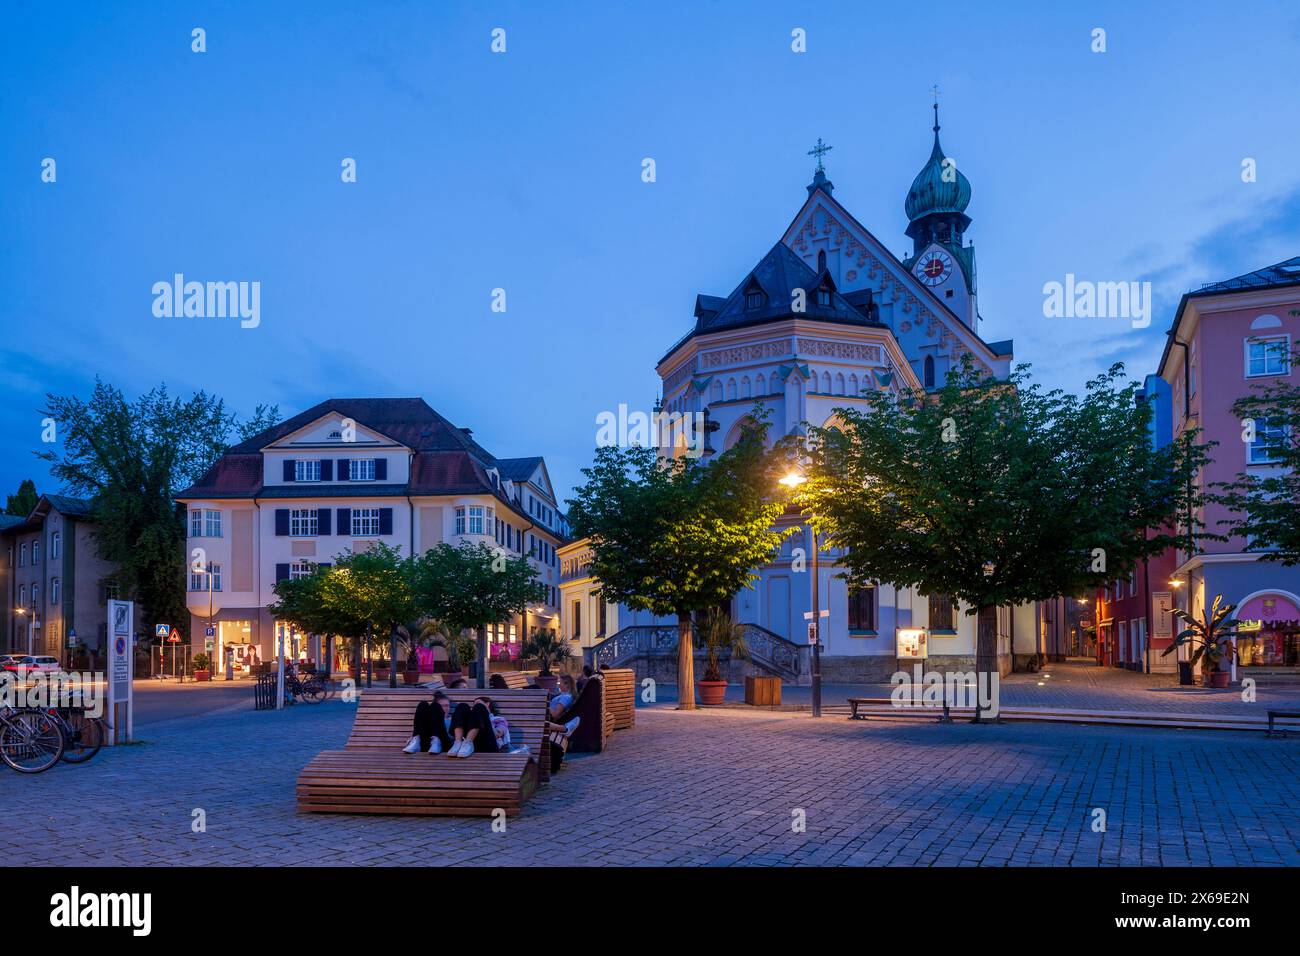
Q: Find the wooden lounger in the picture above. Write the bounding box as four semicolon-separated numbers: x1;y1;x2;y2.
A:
491;672;531;690
297;688;551;816
566;674;613;753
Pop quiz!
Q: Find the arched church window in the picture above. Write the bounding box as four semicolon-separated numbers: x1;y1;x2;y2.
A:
755;372;766;395
924;355;935;388
849;373;859;396
711;380;723;403
740;376;751;399
834;373;845;396
822;371;832;393
817;249;827;272
726;378;737;401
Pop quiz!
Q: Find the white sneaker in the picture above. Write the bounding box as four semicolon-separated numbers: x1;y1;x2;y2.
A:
402;736;422;754
457;739;474;758
564;716;581;735
428;737;442;754
447;739;465;757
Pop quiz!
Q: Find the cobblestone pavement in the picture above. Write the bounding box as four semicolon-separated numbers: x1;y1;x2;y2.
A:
651;662;1300;717
6;696;1298;866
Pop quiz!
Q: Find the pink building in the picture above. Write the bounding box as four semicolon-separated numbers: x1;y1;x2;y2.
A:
1157;256;1300;681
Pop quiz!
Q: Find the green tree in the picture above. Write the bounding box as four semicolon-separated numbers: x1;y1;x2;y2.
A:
324;543;423;688
566;420;791;709
1219;341;1300;563
413;541;547;689
795;360;1212;718
38;380;278;643
5;479;38;517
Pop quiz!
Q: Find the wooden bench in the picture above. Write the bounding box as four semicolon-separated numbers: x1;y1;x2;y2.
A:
296;687;551;816
601;668;636;730
566;674;614;753
490;672;531;690
1268;710;1300;736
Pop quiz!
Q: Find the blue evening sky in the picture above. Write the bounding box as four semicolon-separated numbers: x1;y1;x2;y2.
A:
2;0;1298;506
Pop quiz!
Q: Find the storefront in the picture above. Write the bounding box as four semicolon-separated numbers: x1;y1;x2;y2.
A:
218;619;257;678
1234;592;1300;674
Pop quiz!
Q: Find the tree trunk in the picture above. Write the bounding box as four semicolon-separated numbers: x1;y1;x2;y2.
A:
388;626;399;688
677;611;695;710
973;604;998;723
477;624;489;690
352;635;361;684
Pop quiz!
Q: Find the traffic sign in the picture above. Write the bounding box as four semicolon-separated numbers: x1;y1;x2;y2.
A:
204;625;215;639
155;624;171;639
167;633;181;643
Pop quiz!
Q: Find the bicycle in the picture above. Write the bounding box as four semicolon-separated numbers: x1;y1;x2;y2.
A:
0;705;65;773
45;704;104;763
284;666;331;704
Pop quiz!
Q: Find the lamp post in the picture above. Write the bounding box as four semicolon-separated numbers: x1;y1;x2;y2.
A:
780;471;823;718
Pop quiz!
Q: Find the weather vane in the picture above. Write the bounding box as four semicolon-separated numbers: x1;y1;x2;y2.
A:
807;137;833;173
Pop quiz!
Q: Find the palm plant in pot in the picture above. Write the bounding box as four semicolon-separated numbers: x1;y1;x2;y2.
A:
521;627;572;691
695;611;748;705
192;652;211;682
1162;594;1240;688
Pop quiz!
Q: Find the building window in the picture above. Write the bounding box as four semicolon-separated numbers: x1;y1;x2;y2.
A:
19;585;26;607
928;593;955;631
50;532;60;559
848;585;876;631
50;578;59;604
191;509;222;537
190;563;222;591
746;290;765;310
572;600;582;639
349;459;375;481
1246;336;1290;377
19;543;26;566
485;507;494;537
32;583;40;606
598;598;607;636
289;562;315;580
352;508;380;536
466;506;485;535
32;542;40;564
816;288;831;307
295;460;322;482
454;507;465;535
101;581;120;603
923;355;936;388
289;509;318;536
1129;571;1138;597
1248;419;1287;464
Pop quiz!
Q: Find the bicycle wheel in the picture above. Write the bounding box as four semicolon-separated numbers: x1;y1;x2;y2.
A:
1;711;65;773
301;678;326;703
60;711;104;763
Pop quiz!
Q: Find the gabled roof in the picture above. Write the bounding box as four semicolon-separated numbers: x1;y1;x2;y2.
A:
40;494;93;518
662;242;882;362
0;514;25;531
495;457;543;483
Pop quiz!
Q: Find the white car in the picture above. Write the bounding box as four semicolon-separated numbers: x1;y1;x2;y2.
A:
5;656;65;678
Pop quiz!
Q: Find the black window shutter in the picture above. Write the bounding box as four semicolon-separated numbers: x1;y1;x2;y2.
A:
275;563;290;582
337;458;349;482
274;509;290;536
337;508;351;535
379;508;393;535
317;562;332;570
375;458;387;481
283;460;295;482
318;508;332;536
321;459;333;481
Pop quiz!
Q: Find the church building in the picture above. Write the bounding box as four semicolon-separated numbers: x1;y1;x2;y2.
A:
566;108;1042;681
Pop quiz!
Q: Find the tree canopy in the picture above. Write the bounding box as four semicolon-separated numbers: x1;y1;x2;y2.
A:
5;479;38;517
567;417;791;706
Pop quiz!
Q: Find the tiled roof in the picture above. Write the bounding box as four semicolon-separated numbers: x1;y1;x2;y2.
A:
495;457;542;482
0;514;25;530
177;400;553;517
42;494;93;517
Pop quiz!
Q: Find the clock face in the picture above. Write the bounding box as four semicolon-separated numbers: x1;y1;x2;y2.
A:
914;249;953;287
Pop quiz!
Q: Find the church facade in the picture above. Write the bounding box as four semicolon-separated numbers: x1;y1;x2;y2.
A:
566;111;1042;680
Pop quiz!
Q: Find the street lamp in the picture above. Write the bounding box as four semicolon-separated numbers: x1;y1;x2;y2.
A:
781;470;823;718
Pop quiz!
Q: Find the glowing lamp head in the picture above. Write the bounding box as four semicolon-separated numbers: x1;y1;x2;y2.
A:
780;472;807;489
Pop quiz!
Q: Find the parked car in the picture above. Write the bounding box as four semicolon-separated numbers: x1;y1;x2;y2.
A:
3;656;64;678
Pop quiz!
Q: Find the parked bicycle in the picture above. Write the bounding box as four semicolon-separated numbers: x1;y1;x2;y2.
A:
285;665;331;704
0;705;65;773
44;704;104;763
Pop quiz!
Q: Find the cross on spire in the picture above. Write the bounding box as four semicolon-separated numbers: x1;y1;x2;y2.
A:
807;137;833;173
930;84;941;133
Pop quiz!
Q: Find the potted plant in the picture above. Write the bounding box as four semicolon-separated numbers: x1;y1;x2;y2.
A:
695;611;748;705
521;628;573;692
1162;594;1240;689
192;652;211;682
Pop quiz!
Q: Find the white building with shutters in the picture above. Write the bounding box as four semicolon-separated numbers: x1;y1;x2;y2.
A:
176;398;566;675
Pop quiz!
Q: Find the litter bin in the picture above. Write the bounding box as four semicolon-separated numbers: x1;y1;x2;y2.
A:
1177;661;1194;686
745;675;781;706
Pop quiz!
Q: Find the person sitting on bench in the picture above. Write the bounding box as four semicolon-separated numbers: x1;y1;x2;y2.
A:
404;692;504;758
576;664;594;695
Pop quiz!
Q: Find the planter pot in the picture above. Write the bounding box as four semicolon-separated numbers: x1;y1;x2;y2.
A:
534;674;559;692
402;668;421;686
374;667;390;681
1208;670;1230;689
193;670;210;682
698;680;728;706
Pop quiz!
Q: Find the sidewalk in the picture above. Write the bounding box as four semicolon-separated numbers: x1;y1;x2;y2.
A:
643;661;1300;718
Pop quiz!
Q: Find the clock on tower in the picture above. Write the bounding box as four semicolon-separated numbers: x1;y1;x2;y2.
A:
913;249;953;287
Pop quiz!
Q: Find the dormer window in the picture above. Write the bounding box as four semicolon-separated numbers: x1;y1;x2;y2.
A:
746;291;765;310
816;288;831;307
294;460;321;482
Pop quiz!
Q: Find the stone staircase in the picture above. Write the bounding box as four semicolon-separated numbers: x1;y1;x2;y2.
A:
585;622;811;684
